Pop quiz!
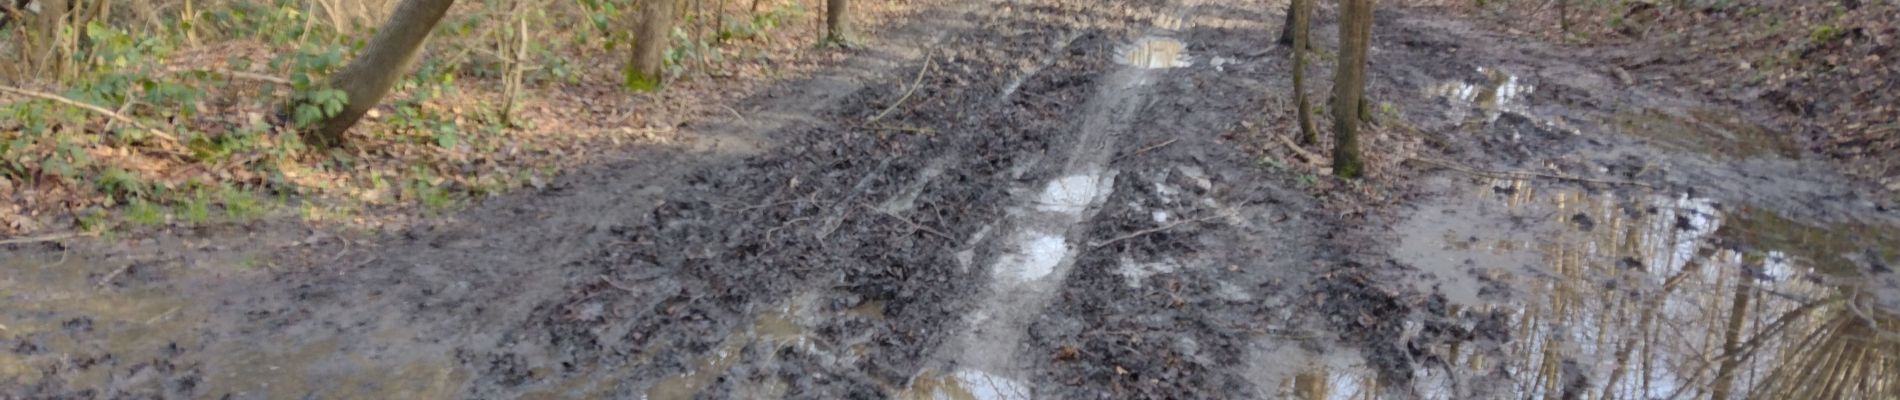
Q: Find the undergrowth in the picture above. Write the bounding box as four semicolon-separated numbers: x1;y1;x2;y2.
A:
0;0;882;236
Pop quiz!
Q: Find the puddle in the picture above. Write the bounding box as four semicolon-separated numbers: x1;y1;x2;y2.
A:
1117;256;1181;288
1036;172;1112;215
992;231;1068;283
1377;176;1900;398
1428;66;1534;124
1116;37;1191;69
990;171;1118;284
900;369;1031;400
1724;207;1900;276
1610;108;1800;160
1;255;204;392
644;297;821;400
1;253;469;398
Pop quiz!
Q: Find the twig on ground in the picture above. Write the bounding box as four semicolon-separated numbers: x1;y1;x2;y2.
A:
717;199;803;212
172;69;293;86
866;52;935;124
105;100;138;132
0;232;79;245
222;70;294;86
1273;134;1321;164
1089;215;1223;248
601;275;640;293
1406;157;1656;188
97;263;135;288
720;104;746;122
144;307;181;325
861;204;955;241
862;124;937;135
0;86;185;151
1131;138;1180;157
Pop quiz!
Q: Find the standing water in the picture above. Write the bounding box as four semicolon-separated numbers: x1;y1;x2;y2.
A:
1300;175;1900;399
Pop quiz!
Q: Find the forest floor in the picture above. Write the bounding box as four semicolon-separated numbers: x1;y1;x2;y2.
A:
4;0;1899;398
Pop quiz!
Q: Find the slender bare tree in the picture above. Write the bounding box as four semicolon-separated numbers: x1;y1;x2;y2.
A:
1277;2;1296;46
306;0;456;147
626;0;678;92
1330;0;1373;177
1288;0;1316;144
824;0;849;45
1277;0;1311;50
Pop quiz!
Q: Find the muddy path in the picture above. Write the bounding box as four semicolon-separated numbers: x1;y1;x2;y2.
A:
5;0;1899;399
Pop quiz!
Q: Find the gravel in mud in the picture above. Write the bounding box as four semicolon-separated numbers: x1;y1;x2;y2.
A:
5;0;1898;399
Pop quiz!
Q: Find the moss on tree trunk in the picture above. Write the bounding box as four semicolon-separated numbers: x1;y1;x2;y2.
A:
1331;0;1373;178
626;0;677;92
825;0;849;45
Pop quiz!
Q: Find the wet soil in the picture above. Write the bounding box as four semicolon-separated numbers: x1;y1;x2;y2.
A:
5;0;1898;399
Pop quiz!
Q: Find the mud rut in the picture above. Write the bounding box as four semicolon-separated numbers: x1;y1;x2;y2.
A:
6;0;1900;399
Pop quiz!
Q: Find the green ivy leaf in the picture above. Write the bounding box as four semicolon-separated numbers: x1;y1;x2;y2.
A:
294;105;325;127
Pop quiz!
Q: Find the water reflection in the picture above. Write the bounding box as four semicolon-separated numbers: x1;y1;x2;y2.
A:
1371;178;1900;399
1608;109;1799;160
1427;67;1534;124
1116;37;1192;69
643;296;821;400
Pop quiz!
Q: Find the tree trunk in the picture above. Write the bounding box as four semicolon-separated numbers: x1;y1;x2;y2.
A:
1709;281;1755;400
306;0;455;147
625;0;677;92
1277;1;1295;46
1557;0;1569;35
1331;0;1372;178
1290;0;1316;144
1277;0;1312;49
824;0;848;44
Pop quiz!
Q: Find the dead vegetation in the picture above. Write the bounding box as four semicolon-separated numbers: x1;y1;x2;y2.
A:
0;0;914;236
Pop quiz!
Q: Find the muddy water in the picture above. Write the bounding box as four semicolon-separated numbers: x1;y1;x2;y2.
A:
1370;176;1900;399
920;14;1197;395
1609;108;1800;160
0;253;468;398
1427;67;1534;125
643;294;830;400
1117;37;1192;69
0;255;204;392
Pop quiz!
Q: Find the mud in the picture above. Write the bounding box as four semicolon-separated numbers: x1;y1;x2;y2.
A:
5;0;1898;399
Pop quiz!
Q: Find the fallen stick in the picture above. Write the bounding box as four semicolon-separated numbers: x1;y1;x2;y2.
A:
1089;215;1222;248
862;124;937;135
866;53;935;124
0;232;79;246
1273;133;1321;164
0;86;184;148
169;68;294;86
1406;157;1655;189
862;204;955;241
1131;138;1180;157
97;263;135;288
216;70;294;86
